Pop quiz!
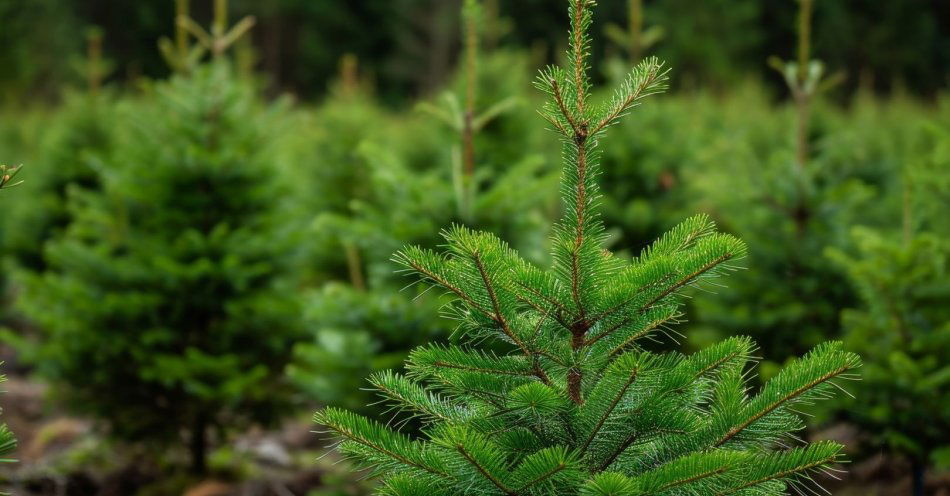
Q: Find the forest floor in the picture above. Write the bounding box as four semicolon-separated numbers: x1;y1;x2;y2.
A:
1;370;948;495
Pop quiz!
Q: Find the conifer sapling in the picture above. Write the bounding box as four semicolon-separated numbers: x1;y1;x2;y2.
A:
314;2;860;494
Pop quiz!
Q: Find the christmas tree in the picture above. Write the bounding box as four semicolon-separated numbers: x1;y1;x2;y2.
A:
826;121;950;496
15;61;300;474
314;2;860;494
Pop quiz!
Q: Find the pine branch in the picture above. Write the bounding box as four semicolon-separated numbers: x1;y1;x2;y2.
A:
578;352;649;452
715;442;845;495
393;246;496;319
713;342;860;447
511;446;580;492
434;426;517;495
591;57;670;136
314;408;448;477
369;371;466;424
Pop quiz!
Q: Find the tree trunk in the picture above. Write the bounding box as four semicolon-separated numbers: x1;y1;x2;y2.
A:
912;459;925;496
190;414;208;475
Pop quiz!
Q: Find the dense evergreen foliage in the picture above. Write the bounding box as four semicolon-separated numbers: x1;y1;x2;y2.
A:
830;228;948;494
313;3;860;494
825;121;950;495
13;63;301;473
289;20;558;415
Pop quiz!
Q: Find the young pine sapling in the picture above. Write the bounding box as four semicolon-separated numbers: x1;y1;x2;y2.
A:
314;2;860;495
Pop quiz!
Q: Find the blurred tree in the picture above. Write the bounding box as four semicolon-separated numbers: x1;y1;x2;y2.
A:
287;5;559;416
826;120;950;496
829;229;948;496
0;0;81;104
14;62;301;474
681;0;864;363
651;0;763;90
603;0;663;65
1;22;120;275
5;0;948;102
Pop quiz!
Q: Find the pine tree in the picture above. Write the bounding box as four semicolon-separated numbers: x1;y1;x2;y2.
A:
15;61;300;474
825;121;950;496
683;0;854;364
829;229;947;496
313;2;860;494
1;25;116;272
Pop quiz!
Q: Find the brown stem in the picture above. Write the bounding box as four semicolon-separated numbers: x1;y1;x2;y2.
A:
571;0;587;115
176;0;190;59
190;412;208;475
798;0;813;84
344;242;366;291
629;0;642;63
461;0;478;220
87;30;103;95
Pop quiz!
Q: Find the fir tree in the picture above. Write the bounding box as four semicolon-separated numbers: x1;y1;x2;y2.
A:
1;26;116;272
684;0;854;363
313;2;860;494
15;61;300;474
829;228;947;496
826;122;950;496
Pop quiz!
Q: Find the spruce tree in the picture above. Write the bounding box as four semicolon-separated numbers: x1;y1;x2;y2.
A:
313;2;860;494
825;122;950;496
15;62;299;474
829;228;947;496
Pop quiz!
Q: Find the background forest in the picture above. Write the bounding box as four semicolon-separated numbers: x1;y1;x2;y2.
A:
0;0;948;495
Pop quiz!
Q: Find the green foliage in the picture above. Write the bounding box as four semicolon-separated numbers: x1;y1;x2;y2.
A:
285;92;456;414
289;46;558;415
14;62;301;472
288;282;444;411
313;2;859;494
828;228;949;466
824;118;950;476
1;91;114;270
